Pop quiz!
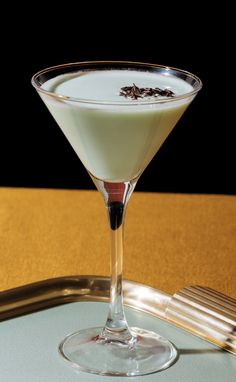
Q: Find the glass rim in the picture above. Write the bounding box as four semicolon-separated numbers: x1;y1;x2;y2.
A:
31;60;202;106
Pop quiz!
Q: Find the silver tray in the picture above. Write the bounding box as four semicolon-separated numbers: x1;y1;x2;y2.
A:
0;276;235;382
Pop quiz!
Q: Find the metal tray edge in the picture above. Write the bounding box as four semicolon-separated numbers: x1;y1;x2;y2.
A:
0;275;169;321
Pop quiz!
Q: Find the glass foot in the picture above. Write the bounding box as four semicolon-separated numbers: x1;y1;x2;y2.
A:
59;327;178;376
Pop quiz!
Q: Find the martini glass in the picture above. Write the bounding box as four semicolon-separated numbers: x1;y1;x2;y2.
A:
32;61;202;376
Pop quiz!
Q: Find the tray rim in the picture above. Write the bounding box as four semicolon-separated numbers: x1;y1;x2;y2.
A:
0;275;170;321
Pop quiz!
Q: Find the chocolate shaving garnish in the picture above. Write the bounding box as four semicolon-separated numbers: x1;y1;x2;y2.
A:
120;83;175;100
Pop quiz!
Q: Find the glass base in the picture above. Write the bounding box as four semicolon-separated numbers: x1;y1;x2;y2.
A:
59;327;178;376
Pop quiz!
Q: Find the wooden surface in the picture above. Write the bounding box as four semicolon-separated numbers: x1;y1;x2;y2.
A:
0;188;235;298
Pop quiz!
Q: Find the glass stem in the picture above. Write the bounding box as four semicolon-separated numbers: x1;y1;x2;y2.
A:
90;176;137;345
103;200;132;341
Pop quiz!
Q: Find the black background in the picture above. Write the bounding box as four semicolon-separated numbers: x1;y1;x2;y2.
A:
0;5;234;194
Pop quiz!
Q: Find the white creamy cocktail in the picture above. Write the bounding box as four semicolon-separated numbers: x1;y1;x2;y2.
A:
41;69;193;182
32;62;202;377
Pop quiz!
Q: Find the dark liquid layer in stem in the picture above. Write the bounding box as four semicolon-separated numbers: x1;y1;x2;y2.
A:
108;201;124;230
